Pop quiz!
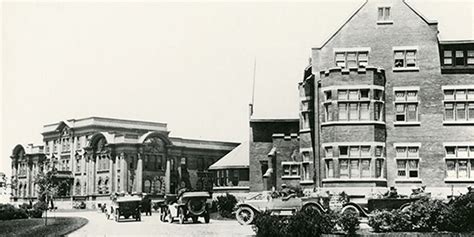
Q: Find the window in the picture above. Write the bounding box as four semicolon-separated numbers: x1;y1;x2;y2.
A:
324;104;332;122
375;159;383;178
76;158;81;173
456;51;464;65
394;90;419;123
340;159;349;178
444;146;474;180
325;91;332;101
336;145;379;179
468;50;474;65
395;145;420;179
444;50;453;65
302;164;311;181
394;49;417;68
375;146;383;157
331;88;383;123
374;102;383;121
378;7;391;21
339;146;348;157
338;104;348;121
325;147;333;158
444;88;474;122
283;163;300;177
334;51;369;68
360;103;370;120
303;113;310;128
326;160;334;178
361;159;371;178
443;49;474;66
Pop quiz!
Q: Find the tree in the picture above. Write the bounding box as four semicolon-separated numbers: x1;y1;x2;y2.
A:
34;170;58;225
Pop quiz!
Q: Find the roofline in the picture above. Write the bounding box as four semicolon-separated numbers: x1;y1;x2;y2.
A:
313;0;368;50
313;0;438;50
403;0;438;25
439;40;474;45
250;118;299;123
169;137;239;146
43;116;168;128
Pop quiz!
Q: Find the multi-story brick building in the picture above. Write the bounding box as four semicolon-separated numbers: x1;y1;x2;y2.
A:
300;0;474;198
10;117;238;207
248;0;473;198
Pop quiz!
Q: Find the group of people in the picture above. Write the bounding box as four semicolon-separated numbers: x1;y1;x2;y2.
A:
383;185;428;199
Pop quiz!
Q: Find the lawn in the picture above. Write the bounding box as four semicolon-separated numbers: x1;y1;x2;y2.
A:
0;217;88;237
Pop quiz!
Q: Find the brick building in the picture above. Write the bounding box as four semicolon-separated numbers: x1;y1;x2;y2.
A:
248;0;473;198
10;117;237;207
301;0;474;197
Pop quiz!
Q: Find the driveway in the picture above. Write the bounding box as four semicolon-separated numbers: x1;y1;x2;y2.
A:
53;211;255;237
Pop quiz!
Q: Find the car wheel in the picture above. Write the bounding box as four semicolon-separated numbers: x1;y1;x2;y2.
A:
191;216;198;223
302;204;321;215
341;205;360;217
235;206;255;225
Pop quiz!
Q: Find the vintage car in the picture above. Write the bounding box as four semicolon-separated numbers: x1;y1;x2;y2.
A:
234;192;330;225
161;191;212;224
111;196;142;222
340;193;431;217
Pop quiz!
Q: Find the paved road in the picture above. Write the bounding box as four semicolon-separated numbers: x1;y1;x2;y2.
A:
53;211;255;237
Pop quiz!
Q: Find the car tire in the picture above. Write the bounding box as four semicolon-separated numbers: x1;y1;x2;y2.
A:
235;206;255;225
341;205;360;217
204;212;210;224
302;204;322;215
192;216;198;223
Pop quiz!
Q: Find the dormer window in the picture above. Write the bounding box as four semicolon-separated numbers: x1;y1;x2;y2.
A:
377;7;392;24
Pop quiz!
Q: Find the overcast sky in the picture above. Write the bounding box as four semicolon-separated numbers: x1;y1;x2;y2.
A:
1;0;473;176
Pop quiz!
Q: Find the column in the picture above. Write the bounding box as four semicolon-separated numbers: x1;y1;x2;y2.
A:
120;153;127;193
114;155;119;192
136;154;143;193
91;156;96;194
26;161;30;197
165;159;171;194
109;155;113;193
85;155;90;195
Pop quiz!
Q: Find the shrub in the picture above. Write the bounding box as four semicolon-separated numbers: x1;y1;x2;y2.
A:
320;211;339;234
253;211;288;237
0;204;28;220
389;209;412;232
286;208;322;237
338;210;360;235
253;208;336;237
368;210;393;232
215;193;238;218
442;192;474;232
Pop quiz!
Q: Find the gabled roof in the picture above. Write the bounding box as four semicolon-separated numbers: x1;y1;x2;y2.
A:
314;0;438;50
208;141;248;170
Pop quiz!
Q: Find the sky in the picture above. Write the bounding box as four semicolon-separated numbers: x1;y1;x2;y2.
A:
1;0;473;177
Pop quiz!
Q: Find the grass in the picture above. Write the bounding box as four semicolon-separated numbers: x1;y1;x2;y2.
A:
0;217;88;237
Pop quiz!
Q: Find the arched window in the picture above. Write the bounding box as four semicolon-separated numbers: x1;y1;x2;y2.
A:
18;183;22;197
75;180;81;196
152;179;162;194
97;178;102;194
104;178;109;194
143;137;166;171
144;179;151;193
